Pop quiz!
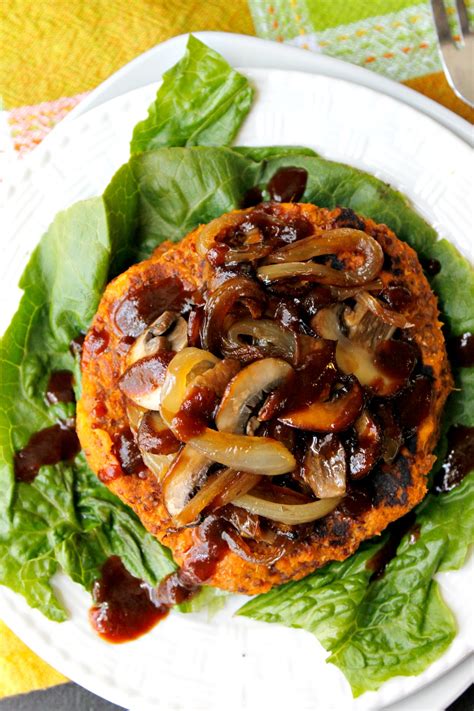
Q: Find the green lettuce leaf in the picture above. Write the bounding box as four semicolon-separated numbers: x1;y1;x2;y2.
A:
130;147;260;257
256;153;438;257
238;473;474;696
0;455;176;621
131;36;253;154
0;198;178;619
430;239;474;337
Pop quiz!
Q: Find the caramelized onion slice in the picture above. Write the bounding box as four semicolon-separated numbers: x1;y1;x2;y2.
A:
173;467;237;526
233;493;341;524
221;527;286;565
125;405;175;482
160;347;219;426
210;470;262;509
280;377;363;433
162;444;211;518
126;403;145;434
265;228;383;283
223;319;297;362
216;358;294;434
196;212;244;257
303;434;347;498
189;429;296;475
141;450;175;483
201;276;265;353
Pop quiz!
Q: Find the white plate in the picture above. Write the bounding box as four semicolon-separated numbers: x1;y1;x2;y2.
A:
59;31;474;145
1;69;473;711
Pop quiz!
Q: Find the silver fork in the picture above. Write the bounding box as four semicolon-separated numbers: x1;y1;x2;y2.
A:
431;0;474;106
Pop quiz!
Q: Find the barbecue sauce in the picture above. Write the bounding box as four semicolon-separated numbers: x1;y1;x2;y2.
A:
368;511;419;581
14;424;80;483
267;167;308;203
434;425;474;493
89;517;229;642
45;370;75;405
89;557;168;643
448;332;474;368
114;277;186;338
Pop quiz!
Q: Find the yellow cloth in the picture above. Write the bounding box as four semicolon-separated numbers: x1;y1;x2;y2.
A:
0;0;254;107
0;620;66;697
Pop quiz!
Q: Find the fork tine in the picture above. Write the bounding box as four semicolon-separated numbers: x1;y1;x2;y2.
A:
457;0;472;32
443;0;464;46
431;0;474;105
463;0;474;31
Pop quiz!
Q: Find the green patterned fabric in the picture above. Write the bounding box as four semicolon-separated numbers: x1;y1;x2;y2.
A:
248;0;464;82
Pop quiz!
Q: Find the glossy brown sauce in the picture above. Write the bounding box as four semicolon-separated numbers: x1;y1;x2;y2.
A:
137;412;180;455
87;327;109;356
111;428;146;477
421;258;441;276
267;167;308;203
114;277;186;338
69;334;85;357
368;511;419;581
157;516;229;601
381;284;413;311
90;518;229;642
374;339;417;381
448;332;474;368
89;557;168;643
281;343;336;412
241;186;263;208
172;386;218;440
339;486;374;517
434;425;474;493
14;424;80;483
45;370;75;405
118;352;174;400
395;375;433;434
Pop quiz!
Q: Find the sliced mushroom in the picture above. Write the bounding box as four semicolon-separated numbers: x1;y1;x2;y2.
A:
162;444;212;518
137;410;180;455
118;352;174;409
355;291;413;329
303;433;347;497
215;358;294;434
348;410;382;480
313;303;417;397
279;376;363;432
128;311;187;365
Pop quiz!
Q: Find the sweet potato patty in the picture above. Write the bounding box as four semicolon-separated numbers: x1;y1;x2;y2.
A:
77;203;452;594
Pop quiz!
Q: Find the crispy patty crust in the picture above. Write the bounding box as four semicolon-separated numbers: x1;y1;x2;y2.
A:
77;204;452;594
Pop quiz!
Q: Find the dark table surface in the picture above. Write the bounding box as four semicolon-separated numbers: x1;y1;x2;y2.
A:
0;682;472;711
